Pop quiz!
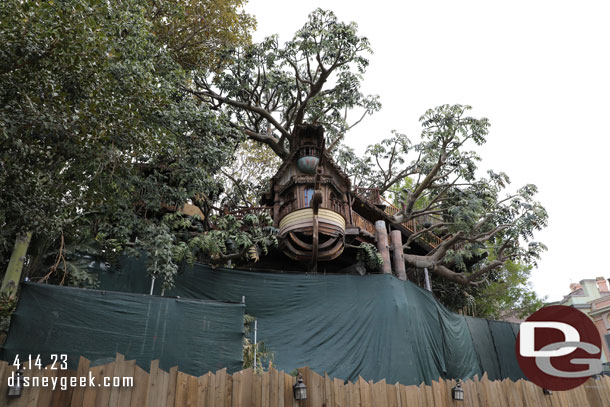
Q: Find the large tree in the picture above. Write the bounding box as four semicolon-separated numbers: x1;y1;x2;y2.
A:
0;0;258;289
189;8;381;159
193;10;547;295
341;104;548;288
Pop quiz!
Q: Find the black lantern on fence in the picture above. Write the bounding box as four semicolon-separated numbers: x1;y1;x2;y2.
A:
452;380;464;401
8;365;24;398
293;373;307;400
543;388;553;395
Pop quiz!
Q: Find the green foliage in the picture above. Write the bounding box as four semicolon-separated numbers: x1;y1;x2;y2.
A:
0;0;255;287
0;292;17;333
351;105;547;304
356;243;383;270
473;260;546;319
193;8;380;158
242;314;274;373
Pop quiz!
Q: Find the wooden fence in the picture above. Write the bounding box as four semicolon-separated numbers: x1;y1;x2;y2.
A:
1;354;609;407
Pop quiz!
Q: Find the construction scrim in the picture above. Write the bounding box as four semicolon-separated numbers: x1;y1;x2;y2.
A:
34;259;524;385
1;283;244;376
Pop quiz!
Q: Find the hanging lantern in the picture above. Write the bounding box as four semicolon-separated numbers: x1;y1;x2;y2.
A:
8;365;24;398
293;373;307;400
452;380;464;401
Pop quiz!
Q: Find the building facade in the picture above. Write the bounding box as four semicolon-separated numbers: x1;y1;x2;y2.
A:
557;277;610;363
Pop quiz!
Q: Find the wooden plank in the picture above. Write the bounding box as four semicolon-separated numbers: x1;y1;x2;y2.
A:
357;377;372;407
423;383;434;407
90;361;113;407
108;354;125;407
269;368;278;407
230;371;239;407
166;366;178;407
477;373;491;407
51;368;77;407
252;371;261;407
283;372;295;407
348;381;361;407
145;360;160;407
24;367;44;407
215;369;228;407
391;383;401;407
117;360;136;407
400;384;417;407
69;356;91;407
185;374;199;407
333;378;345;407
239;368;252;407
371;379;387;407
174;372;188;407
224;371;233;407
584;378;603;407
260;370;269;407
155;366;170;407
206;371;216;407
128;365;149;407
197;372;209;407
38;366;59;407
431;380;443;407
309;370;324;407
323;373;333;407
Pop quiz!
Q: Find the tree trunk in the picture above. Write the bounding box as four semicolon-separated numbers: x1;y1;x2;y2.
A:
375;221;392;274
390;230;406;280
1;232;33;298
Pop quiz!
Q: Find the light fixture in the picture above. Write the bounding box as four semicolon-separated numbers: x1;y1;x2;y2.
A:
543;389;553;395
451;380;464;401
293;373;307;400
8;365;24;398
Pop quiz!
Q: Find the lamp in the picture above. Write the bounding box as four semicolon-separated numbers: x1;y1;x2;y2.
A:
451;380;464;401
293;373;307;400
543;389;552;395
8;365;24;398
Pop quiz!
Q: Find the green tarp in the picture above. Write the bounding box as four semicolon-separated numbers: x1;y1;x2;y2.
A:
3;259;525;385
1;283;244;376
162;264;524;384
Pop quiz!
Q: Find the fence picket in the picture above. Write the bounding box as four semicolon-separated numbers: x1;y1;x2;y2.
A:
6;356;609;407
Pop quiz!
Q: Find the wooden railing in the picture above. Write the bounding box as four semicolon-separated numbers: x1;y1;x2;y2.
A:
351;211;376;236
353;189;443;248
353;187;382;204
379;196;443;248
8;354;610;407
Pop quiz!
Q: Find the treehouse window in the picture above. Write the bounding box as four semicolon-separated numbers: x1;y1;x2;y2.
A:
303;188;314;207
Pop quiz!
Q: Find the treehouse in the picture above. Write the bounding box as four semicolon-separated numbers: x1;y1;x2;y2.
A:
251;123;446;277
261;125;351;263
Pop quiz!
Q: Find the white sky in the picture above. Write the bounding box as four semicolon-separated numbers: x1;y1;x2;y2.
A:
245;0;610;302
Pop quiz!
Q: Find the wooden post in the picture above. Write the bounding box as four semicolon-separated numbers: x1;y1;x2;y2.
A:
375;220;392;274
390;230;407;280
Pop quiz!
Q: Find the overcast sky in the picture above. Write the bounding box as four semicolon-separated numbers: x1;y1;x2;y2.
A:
245;0;610;302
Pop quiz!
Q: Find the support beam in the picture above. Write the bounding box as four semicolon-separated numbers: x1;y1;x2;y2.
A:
390;230;407;280
375;220;392;274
